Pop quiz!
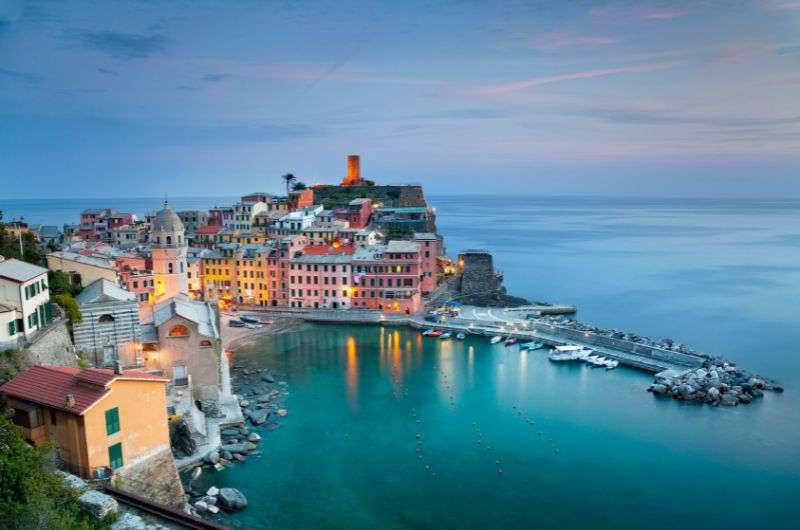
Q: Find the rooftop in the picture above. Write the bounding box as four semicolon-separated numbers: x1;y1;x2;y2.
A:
386;240;420;253
0;365;167;415
75;278;136;305
48;251;116;270
0;258;48;283
153;296;219;339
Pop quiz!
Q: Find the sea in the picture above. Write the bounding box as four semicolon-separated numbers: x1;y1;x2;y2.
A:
2;195;799;529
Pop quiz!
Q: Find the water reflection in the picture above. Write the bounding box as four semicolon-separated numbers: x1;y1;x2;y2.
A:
346;336;358;411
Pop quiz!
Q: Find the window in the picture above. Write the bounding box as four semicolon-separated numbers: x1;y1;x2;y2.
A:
50;409;57;425
108;443;124;470
7;321;15;336
105;407;120;435
168;263;173;274
168;324;190;337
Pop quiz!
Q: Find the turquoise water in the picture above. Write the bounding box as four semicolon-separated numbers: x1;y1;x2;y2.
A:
204;324;797;529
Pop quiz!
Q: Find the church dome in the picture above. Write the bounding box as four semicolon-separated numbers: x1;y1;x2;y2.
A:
152;201;184;233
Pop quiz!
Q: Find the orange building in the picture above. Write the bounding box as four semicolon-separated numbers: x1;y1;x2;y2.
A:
1;365;170;479
340;154;365;186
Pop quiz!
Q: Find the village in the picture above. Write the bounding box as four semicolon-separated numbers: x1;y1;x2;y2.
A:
0;155;466;528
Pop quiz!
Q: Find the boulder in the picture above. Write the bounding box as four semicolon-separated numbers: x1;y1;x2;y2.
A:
217;488;248;511
277;408;288;417
194;500;208;512
221;428;240;437
207;504;220;514
206;486;220;496
111;513;157;530
221;443;251;454
261;374;275;383
648;384;667;395
78;490;119;520
203;451;220;465
221;450;233;460
58;470;88;492
191;466;203;481
247;432;262;443
720;393;739;406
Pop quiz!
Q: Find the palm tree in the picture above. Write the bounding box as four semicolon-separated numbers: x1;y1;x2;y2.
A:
282;173;296;196
292;181;307;191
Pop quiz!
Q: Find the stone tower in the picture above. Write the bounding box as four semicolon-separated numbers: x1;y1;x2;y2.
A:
340;154;365;186
151;201;188;303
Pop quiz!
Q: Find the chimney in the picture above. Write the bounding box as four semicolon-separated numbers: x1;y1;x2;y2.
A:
347;155;360;181
65;394;76;409
114;360;123;375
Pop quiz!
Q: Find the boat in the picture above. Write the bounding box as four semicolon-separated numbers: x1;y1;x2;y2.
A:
504;337;517;346
240;315;260;324
456;332;466;340
422;328;435;336
490;336;503;344
427;329;444;337
605;360;619;369
521;341;545;351
439;332;452;340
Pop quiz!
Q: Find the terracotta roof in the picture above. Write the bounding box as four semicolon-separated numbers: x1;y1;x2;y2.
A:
0;365;168;415
196;225;222;235
303;243;355;256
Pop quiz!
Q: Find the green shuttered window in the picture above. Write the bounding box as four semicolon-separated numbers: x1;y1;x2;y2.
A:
105;407;120;435
108;443;123;469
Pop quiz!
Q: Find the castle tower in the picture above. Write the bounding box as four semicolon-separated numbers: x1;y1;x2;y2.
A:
340;154;365;186
151;201;188;303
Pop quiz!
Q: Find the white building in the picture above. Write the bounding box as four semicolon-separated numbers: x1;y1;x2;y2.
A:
231;201;267;232
72;278;142;367
0;258;51;348
150;201;188;305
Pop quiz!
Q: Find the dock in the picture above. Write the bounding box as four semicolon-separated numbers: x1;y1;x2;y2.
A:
234;305;707;373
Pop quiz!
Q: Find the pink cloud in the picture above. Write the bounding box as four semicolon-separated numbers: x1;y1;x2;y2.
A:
531;31;621;51
474;61;684;95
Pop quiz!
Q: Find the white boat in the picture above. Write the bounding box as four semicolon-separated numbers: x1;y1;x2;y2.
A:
456;332;466;340
605;360;619;369
440;332;452;339
490;336;503;344
521;341;545;351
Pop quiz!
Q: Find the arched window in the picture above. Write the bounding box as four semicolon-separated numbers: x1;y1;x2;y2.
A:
199;339;212;348
166;235;172;245
168;325;190;337
168;263;173;274
98;314;115;323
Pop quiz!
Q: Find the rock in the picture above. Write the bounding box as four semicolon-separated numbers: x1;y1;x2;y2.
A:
57;470;88;492
206;486;219;496
247;432;262;443
191;466;203;481
78;490;119;520
204;451;220;465
720;393;739;406
202;495;218;506
245;442;258;451
261;374;275;383
648;384;667;394
707;387;721;400
739;393;753;404
239;399;251;408
221;450;233;460
194;500;208;512
277;408;288;417
111;513;163;530
222;428;240;437
213;462;225;471
233;453;247;461
250;411;268;425
207;504;220;514
221;443;251;454
217;488;248;511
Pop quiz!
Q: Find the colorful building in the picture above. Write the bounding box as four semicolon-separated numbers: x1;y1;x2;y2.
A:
0;258;52;348
1;365;170;479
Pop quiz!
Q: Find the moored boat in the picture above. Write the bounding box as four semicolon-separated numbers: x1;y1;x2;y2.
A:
490;336;502;344
428;329;444;337
456;332;466;340
440;332;452;339
504;337;517;346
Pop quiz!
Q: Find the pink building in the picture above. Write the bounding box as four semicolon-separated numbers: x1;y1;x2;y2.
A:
350;241;422;313
288;244;354;309
265;235;308;307
414;233;438;295
334;198;372;229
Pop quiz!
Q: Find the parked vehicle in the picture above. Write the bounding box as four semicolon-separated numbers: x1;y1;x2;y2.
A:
228;320;245;328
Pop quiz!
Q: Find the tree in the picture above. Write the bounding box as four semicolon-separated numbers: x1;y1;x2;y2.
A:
0;414;106;529
0;226;41;265
281;173;296;196
53;294;82;327
291;181;307;191
48;271;72;297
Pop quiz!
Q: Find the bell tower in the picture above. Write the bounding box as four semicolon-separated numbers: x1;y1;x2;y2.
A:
151;201;188;303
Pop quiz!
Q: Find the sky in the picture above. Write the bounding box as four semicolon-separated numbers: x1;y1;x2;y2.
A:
1;0;798;199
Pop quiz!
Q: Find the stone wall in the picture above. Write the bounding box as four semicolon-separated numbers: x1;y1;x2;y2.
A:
114;446;186;510
449;251;529;307
20;320;76;368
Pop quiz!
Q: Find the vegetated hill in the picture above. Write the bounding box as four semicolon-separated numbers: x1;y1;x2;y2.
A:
312;184;428;209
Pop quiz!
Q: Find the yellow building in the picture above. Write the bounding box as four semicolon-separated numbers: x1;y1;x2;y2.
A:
1;364;170;479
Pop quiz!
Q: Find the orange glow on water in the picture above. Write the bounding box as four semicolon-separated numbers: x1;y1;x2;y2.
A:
346;336;359;410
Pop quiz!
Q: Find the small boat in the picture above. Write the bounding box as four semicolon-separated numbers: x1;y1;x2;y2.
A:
490;336;503;344
439;332;452;340
422;328;435;336
605;360;619;369
456;332;466;340
427;329;444;337
504;337;517;346
521;341;545;351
